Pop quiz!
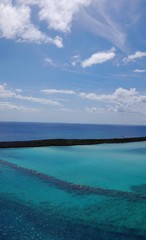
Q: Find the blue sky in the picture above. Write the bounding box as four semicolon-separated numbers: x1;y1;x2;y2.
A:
0;0;146;124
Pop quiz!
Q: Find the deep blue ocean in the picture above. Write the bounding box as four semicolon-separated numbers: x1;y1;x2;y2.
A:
0;121;146;141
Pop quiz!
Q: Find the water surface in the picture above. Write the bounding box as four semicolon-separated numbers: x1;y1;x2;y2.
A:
0;141;146;239
1;121;146;141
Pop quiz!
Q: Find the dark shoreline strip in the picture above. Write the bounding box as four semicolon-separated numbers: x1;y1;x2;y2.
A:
1;159;146;201
0;137;146;148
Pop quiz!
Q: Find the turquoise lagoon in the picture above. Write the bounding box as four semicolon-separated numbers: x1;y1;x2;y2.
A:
0;142;146;239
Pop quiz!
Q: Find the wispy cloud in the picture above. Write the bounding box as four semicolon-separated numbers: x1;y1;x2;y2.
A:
81;48;116;68
123;51;146;63
41;88;76;95
0;84;61;106
60;107;74;112
86;107;105;113
133;69;146;73
17;95;61;106
79;0;141;51
0;101;39;112
71;55;81;66
45;58;57;67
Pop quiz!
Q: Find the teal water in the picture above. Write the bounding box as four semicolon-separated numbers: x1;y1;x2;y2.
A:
0;142;146;239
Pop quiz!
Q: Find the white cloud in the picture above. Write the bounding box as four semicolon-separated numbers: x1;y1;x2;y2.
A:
0;101;39;112
0;84;16;98
0;0;142;51
80;88;140;103
37;0;91;32
41;88;76;95
81;48;116;68
0;1;63;47
133;69;146;73
0;84;61;106
20;0;91;32
0;0;92;46
123;51;146;63
80;87;146;114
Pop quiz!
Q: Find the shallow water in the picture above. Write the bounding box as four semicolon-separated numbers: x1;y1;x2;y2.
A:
0;142;146;239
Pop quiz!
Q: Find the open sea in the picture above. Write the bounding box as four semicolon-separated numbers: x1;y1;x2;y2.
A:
1;121;146;141
0;122;146;240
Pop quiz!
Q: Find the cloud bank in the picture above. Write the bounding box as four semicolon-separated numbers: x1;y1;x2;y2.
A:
1;84;146;117
80;87;146;114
